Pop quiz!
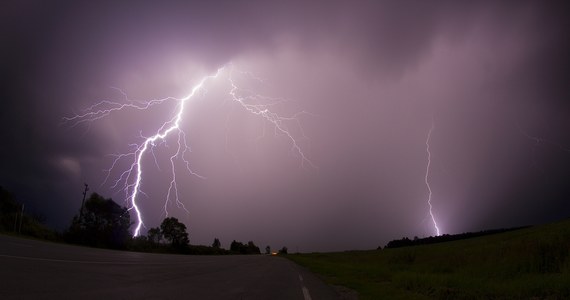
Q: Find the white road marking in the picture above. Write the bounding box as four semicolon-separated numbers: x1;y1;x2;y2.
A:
302;286;312;300
298;273;311;300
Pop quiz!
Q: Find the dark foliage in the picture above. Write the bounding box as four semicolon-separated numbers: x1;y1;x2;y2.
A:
147;227;162;244
279;246;288;254
160;217;189;248
0;186;20;232
212;238;221;249
65;193;131;249
0;186;59;240
230;240;261;254
187;245;229;255
2;186;285;257
384;226;529;249
126;219;231;255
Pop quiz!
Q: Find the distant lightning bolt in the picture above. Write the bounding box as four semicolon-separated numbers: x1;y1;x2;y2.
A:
425;118;441;236
64;64;314;236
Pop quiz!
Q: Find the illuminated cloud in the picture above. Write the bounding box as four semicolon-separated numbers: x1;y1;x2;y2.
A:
1;1;569;251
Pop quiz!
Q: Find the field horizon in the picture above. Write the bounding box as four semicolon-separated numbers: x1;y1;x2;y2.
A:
288;218;570;299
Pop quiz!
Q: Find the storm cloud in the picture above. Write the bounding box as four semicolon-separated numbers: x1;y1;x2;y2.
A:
2;1;569;251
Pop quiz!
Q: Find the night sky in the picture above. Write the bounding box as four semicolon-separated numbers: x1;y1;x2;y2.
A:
2;1;569;252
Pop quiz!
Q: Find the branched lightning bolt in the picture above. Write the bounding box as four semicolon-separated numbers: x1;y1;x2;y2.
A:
425;119;441;236
227;68;316;169
63;89;178;128
64;64;314;236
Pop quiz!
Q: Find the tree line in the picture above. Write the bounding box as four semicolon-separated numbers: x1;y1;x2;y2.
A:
382;226;529;249
1;186;290;255
64;192;285;255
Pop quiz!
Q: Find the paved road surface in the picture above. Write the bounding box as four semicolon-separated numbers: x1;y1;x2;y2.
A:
0;235;339;299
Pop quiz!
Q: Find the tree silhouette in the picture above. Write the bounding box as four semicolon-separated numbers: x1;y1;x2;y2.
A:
147;227;162;244
160;217;189;248
230;240;242;253
265;245;271;254
212;238;221;249
230;240;261;254
247;241;261;254
66;193;131;248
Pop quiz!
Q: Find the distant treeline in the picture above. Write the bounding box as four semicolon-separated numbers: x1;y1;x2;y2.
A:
65;192;272;255
1;186;282;256
382;226;530;249
230;240;261;254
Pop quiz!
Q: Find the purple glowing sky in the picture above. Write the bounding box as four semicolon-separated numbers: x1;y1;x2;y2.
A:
1;1;569;251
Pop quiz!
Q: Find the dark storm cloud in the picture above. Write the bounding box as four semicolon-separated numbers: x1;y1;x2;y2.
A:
1;1;569;251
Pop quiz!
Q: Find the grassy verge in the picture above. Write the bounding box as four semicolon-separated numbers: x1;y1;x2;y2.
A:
287;219;570;299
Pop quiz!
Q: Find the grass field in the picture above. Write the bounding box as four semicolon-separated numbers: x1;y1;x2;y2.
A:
288;219;570;299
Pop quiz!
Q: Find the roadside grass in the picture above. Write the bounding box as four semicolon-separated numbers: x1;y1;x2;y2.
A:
287;219;570;299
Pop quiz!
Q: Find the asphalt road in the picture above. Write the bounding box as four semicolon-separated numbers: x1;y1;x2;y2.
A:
0;235;339;299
